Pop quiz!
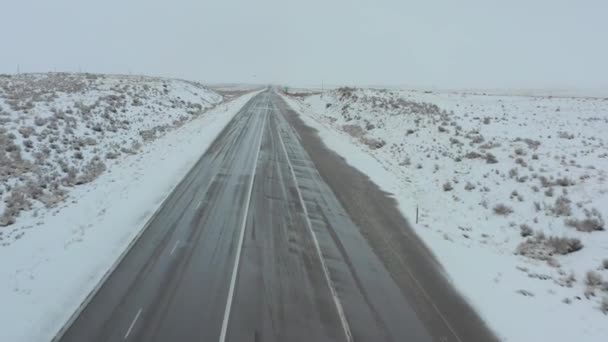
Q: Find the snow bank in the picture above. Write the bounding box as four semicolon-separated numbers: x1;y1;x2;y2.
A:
284;88;608;342
0;73;258;342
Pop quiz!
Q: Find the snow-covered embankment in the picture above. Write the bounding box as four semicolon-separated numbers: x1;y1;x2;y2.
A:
284;88;608;342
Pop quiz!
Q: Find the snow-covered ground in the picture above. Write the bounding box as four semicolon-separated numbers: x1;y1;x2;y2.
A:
283;88;608;342
0;73;258;342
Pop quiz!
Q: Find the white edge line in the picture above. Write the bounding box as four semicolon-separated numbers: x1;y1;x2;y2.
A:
218;94;269;342
275;113;354;342
123;308;142;339
51;92;261;342
170;240;180;256
279;93;464;342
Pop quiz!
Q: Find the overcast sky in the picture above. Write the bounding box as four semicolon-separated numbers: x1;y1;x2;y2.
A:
1;0;607;88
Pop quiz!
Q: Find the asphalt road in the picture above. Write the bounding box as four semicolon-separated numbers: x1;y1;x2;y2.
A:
56;90;497;342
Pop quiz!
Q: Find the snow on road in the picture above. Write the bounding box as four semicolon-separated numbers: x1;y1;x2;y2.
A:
0;73;258;342
283;88;608;342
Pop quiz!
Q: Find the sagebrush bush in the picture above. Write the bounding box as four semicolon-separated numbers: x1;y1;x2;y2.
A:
465;151;482;159
551;196;572;217
518;233;583;259
493;204;513;216
586;271;603;287
485;153;498;164
555;177;574;187
547;236;583;255
565;208;605;232
443;182;453;191
520;224;533;237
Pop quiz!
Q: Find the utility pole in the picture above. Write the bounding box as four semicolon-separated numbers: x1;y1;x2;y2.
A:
17;64;20;74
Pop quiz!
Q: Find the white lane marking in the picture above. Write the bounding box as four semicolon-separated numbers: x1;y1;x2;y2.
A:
218;94;270;342
170;240;180;256
124;308;142;339
275;115;353;342
197;172;218;210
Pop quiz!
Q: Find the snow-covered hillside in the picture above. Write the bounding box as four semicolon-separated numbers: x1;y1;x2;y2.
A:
284;88;608;341
0;73;222;228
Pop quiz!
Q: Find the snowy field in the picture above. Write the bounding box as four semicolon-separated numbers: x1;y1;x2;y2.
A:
0;73;258;342
283;88;608;341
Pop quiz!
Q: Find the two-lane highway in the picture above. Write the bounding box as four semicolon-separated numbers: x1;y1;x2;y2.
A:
56;90;497;342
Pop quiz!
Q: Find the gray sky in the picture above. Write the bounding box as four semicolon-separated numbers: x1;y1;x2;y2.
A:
2;0;607;88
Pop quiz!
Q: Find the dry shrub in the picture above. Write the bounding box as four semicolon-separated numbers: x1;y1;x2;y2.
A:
551;196;572;217
555;177;574;187
565;208;604;232
342;124;385;149
480;141;501;150
493;204;513;216
0;187;32;226
524;139;540;149
443;182;453;191
465;151;483;159
342;124;365;138
586;271;603;287
485;153;498;164
547;236;583;255
520;224;534;237
516;234;583;260
361;136;386;149
464;182;475;191
515;157;527;167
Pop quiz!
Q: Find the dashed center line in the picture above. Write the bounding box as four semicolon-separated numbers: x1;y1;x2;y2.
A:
170;240;180;255
124;308;142;339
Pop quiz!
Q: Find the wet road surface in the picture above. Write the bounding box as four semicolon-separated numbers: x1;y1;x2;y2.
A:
55;91;497;342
